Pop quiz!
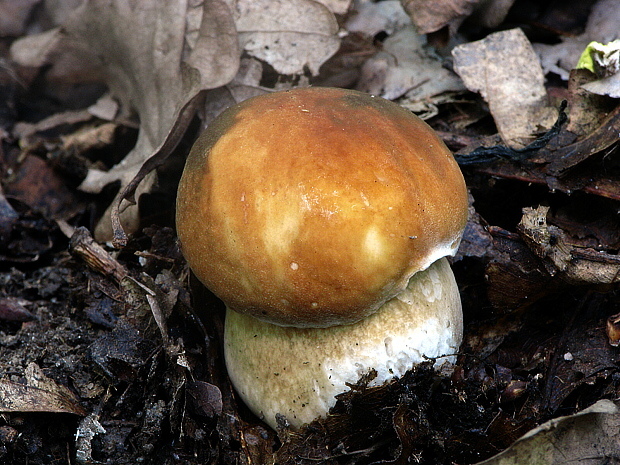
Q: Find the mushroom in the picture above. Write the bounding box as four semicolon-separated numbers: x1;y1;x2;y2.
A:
176;87;468;430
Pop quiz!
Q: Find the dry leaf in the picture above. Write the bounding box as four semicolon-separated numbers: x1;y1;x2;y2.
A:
452;28;557;148
0;297;36;322
399;0;518;35
356;25;464;102
0;363;86;415
60;123;118;154
454;194;495;261
235;0;340;76
201;58;270;128
315;0;353;15
565;69;613;137
582;72;620;97
400;0;479;34
87;94;120;121
11;0;240;240
469;0;516;29
475;400;620;465
346;0;411;37
12;109;94;140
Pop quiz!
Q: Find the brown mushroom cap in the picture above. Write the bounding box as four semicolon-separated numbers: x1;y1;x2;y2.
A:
176;87;468;328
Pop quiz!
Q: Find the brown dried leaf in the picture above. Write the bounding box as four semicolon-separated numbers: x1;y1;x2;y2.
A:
235;0;340;76
0;297;36;322
469;0;516;29
346;0;411;37
453;28;557;148
12;109;94;140
356;25;464;102
12;0;240;240
400;0;478;34
0;363;86;415
475;400;620;465
187;381;223;419
200;58;270;128
475;157;620;202
400;0;516;34
565;69;615;137
3;153;83;220
551;119;620;179
315;0;353;15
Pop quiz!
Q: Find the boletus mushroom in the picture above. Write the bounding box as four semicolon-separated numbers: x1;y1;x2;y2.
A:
176;87;468;430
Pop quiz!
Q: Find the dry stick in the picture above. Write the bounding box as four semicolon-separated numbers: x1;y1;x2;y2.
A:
111;92;205;248
66;225;129;283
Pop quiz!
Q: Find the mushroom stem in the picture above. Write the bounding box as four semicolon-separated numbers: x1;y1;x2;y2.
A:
224;257;463;430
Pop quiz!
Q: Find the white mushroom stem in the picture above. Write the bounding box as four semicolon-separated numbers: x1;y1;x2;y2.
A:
224;257;463;430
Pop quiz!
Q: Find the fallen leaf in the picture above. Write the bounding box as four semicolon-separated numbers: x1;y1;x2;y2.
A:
484;226;554;309
11;0;240;240
453;194;495;261
565;69;615;137
235;0;340;76
0;363;86;415
346;0;411;37
545;104;620;176
474;400;620;465
201;58;270;128
87;94;120;121
452;28;557;148
401;0;517;34
582;72;620;98
3;152;83;220
400;0;478;34
187;380;223;419
576;39;620;97
13;108;94;140
60;122;118;154
315;0;353;15
468;0;517;29
88;319;156;381
356;25;465;102
0;297;36;322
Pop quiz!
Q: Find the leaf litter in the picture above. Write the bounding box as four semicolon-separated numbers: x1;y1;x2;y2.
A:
1;0;620;463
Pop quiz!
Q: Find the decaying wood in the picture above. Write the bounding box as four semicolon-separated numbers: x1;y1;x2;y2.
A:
68;225;129;283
